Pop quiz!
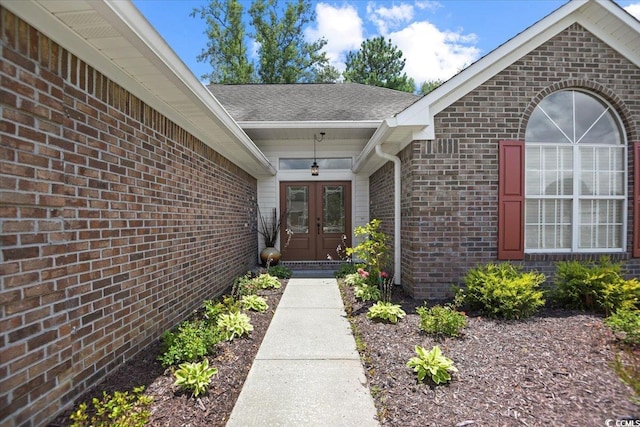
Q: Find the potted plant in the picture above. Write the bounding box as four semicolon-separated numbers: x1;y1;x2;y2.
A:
258;207;283;267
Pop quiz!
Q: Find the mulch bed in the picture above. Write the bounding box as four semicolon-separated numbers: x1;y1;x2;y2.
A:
340;282;639;426
50;278;639;426
49;282;286;427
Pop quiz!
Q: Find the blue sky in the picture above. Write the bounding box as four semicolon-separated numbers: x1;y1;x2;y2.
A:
132;0;640;85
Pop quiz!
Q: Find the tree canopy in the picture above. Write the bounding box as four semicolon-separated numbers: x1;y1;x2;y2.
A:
343;36;415;93
192;0;332;84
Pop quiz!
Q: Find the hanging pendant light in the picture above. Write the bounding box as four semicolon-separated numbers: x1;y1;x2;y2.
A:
311;132;324;176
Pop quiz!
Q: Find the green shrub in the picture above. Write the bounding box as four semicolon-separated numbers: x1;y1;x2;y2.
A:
606;308;640;345
553;257;622;312
201;297;240;325
232;273;257;298
267;265;292;279
174;359;218;398
460;262;545;319
334;263;358;278
366;301;406;324
406;345;458;385
69;386;152;427
344;272;366;287
158;321;223;367
217;312;253;340
602;278;640;314
354;284;381;302
241;295;269;312
417;305;467;338
253;273;282;290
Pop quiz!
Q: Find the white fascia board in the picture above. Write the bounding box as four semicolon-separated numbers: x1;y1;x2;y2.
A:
100;1;276;176
396;0;587;126
238;120;382;130
352;120;393;173
576;6;640;67
4;0;275;177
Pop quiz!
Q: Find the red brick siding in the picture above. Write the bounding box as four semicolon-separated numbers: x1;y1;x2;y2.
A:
0;8;257;426
371;24;640;299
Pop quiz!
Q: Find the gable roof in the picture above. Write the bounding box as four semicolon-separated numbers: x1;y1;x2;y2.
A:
354;0;640;174
208;83;420;123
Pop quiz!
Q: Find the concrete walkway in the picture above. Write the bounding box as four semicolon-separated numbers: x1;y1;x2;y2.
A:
226;277;380;427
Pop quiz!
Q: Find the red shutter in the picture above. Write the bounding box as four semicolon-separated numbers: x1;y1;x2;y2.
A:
498;140;525;260
634;142;640;257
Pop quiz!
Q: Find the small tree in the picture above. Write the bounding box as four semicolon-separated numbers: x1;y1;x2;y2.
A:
346;219;391;279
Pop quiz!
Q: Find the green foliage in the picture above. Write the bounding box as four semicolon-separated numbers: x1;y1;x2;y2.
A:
606;308;640;345
159;321;223;367
249;0;329;83
419;79;443;95
460;262;546;319
406;345;458;385
191;0;255;83
241;295;269;312
253;273;282;289
232;273;258;298
69;386;152;427
217;312;254;340
334;263;358;278
202;299;227;324
174;359;218;398
366;301;406;324
612;349;640;405
553;257;623;312
417;305;467;338
193;0;329;83
343;36;415;93
354;284;382;302
602;278;640;315
344;272;366;287
346;219;391;279
267;265;292;279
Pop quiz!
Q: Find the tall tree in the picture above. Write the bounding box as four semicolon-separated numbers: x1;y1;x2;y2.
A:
193;0;329;83
249;0;329;83
192;0;254;83
343;36;415;93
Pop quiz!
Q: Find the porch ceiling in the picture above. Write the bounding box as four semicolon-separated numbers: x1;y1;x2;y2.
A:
241;125;378;143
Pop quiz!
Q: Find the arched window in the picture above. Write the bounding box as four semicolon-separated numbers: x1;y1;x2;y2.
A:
524;90;626;252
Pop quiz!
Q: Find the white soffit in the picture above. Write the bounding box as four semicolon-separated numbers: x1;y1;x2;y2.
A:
1;0;275;177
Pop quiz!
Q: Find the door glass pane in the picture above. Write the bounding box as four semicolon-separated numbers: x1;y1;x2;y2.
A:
323;185;345;233
286;186;308;233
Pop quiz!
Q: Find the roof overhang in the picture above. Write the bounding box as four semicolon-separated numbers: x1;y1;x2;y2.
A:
2;0;276;177
355;0;640;175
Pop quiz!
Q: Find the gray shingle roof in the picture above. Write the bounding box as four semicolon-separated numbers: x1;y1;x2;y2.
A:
207;83;421;122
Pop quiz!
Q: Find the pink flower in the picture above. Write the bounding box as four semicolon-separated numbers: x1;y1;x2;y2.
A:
357;268;369;278
380;271;388;278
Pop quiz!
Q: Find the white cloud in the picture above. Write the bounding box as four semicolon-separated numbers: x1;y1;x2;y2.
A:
625;3;640;19
306;3;364;71
307;1;480;85
390;21;480;83
366;2;415;35
415;1;442;12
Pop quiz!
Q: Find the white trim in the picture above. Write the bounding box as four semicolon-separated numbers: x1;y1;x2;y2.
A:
239;120;382;130
3;0;275;177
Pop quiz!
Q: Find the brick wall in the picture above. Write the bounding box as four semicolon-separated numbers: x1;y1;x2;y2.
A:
371;24;640;299
0;9;258;427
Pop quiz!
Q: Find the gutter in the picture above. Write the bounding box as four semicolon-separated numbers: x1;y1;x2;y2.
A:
374;143;402;286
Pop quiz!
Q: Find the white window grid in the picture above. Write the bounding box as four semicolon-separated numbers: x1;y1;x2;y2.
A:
525;143;627;253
